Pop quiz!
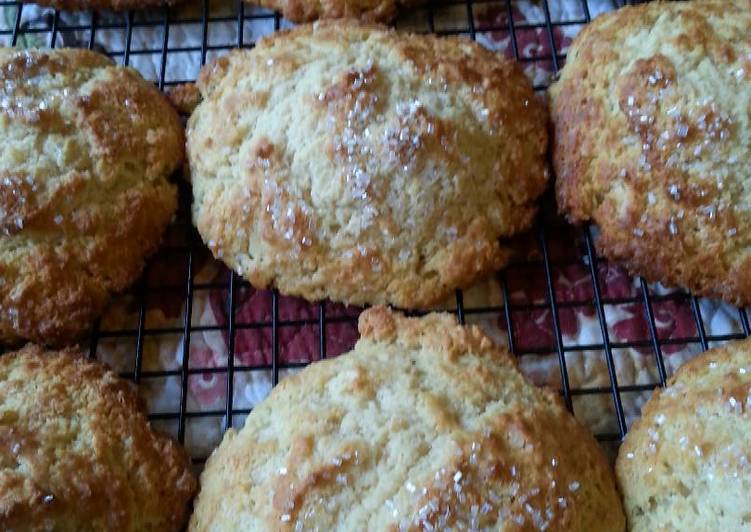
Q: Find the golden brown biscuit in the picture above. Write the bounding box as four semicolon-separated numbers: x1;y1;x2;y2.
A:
0;48;182;345
168;82;202;115
616;337;751;531
550;0;751;305
190;307;625;531
246;0;421;23
187;22;548;309
0;344;197;530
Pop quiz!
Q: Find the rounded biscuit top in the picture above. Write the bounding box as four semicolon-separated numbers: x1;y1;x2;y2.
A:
187;22;548;309
0;344;197;531
0;48;182;345
550;1;751;304
617;337;751;531
190;307;624;531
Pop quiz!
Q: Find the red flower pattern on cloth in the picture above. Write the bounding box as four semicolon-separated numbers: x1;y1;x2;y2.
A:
187;270;361;406
474;4;576;86
207;286;361;366
596;263;698;355
188;347;227;409
500;261;698;355
185;252;705;409
501;263;593;350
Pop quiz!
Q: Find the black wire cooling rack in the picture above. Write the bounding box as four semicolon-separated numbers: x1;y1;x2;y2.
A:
2;0;748;467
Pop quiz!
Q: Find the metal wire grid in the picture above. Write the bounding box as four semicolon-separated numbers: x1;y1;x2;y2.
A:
2;0;747;465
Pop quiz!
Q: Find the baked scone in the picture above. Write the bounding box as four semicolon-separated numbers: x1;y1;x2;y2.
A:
188;22;548;309
21;0;180;11
616;337;751;531
0;48;182;345
0;344;197;530
246;0;420;23
190;307;624;531
550;1;751;305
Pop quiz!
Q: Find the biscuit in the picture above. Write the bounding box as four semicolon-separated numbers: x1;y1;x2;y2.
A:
0;48;182;345
245;0;420;23
550;1;751;305
188;22;548;309
0;344;197;530
168;82;202;115
189;307;624;531
616;337;751;531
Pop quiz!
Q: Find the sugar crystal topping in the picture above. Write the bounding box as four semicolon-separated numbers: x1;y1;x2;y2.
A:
617;53;742;241
317;62;465;259
394;436;580;531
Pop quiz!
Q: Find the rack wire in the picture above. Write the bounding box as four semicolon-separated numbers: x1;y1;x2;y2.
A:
2;0;747;467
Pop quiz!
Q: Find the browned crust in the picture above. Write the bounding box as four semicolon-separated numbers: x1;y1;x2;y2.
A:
168;82;202;115
0;344;197;530
188;22;548;309
358;304;515;364
0;48;182;345
550;0;751;305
